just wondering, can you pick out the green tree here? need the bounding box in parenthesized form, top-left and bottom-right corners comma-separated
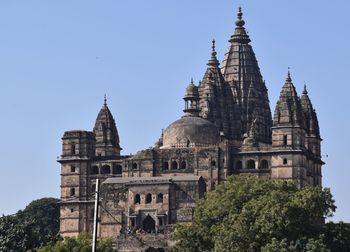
(37, 232, 113, 252)
(172, 175, 336, 252)
(323, 221, 350, 252)
(0, 197, 60, 251)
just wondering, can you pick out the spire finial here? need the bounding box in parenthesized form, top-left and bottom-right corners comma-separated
(303, 84, 308, 95)
(235, 6, 245, 27)
(286, 67, 292, 82)
(191, 77, 193, 84)
(104, 94, 107, 106)
(207, 39, 219, 67)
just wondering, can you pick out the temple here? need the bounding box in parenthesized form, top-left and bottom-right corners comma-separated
(58, 7, 323, 251)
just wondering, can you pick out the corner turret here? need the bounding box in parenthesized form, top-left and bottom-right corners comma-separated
(183, 79, 200, 117)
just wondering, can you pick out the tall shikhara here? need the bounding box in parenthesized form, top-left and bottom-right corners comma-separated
(200, 7, 272, 144)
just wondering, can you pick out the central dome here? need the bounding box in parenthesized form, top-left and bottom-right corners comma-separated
(162, 116, 220, 148)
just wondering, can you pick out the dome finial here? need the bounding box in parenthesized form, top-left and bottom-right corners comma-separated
(212, 39, 216, 52)
(104, 94, 107, 106)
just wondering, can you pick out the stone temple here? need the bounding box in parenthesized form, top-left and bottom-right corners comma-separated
(58, 7, 323, 251)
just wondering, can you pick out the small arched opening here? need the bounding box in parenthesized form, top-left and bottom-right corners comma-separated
(112, 165, 122, 174)
(180, 161, 186, 170)
(134, 194, 141, 204)
(101, 165, 111, 174)
(162, 162, 169, 170)
(70, 188, 75, 196)
(283, 158, 288, 165)
(90, 165, 99, 175)
(146, 193, 152, 204)
(247, 160, 256, 169)
(260, 159, 269, 169)
(157, 193, 164, 203)
(132, 163, 138, 169)
(142, 215, 155, 233)
(71, 143, 76, 155)
(171, 161, 178, 170)
(236, 160, 242, 170)
(211, 160, 216, 167)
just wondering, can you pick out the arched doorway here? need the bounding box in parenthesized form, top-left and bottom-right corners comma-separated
(142, 215, 155, 233)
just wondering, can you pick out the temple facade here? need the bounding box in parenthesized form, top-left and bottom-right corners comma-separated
(58, 7, 323, 251)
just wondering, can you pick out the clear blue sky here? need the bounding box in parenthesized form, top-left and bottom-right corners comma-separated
(0, 1, 349, 222)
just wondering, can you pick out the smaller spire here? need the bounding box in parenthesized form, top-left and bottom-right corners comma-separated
(191, 77, 194, 84)
(104, 94, 107, 106)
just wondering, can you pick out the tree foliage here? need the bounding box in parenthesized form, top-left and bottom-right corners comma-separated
(172, 175, 340, 252)
(37, 232, 113, 252)
(0, 197, 60, 251)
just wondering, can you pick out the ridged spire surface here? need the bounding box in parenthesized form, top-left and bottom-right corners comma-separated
(199, 41, 240, 138)
(273, 71, 304, 127)
(220, 7, 272, 143)
(300, 85, 320, 137)
(93, 97, 121, 156)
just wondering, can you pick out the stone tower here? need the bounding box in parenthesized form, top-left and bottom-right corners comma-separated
(58, 130, 95, 236)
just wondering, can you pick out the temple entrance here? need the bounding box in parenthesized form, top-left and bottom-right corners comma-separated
(142, 215, 155, 233)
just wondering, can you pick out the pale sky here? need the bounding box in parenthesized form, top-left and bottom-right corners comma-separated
(0, 1, 349, 222)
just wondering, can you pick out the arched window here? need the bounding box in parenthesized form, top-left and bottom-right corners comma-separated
(101, 165, 111, 174)
(260, 160, 269, 169)
(70, 166, 76, 173)
(247, 160, 256, 169)
(283, 158, 288, 165)
(90, 165, 99, 175)
(134, 194, 141, 204)
(283, 135, 288, 146)
(91, 184, 96, 193)
(171, 161, 178, 170)
(71, 143, 76, 155)
(157, 193, 163, 203)
(112, 165, 122, 174)
(180, 161, 186, 169)
(132, 163, 138, 169)
(70, 188, 75, 196)
(90, 209, 94, 218)
(211, 160, 216, 167)
(146, 193, 152, 204)
(162, 162, 169, 170)
(236, 160, 242, 170)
